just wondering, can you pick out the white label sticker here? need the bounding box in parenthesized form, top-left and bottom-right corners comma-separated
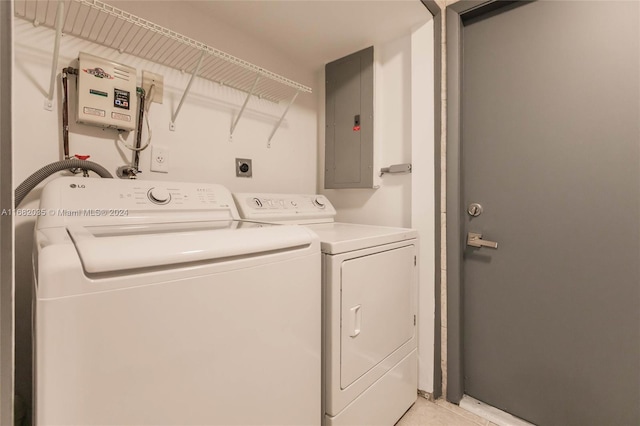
(111, 112, 131, 122)
(83, 107, 105, 117)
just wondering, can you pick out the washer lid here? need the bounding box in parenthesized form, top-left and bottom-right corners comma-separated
(305, 222, 417, 254)
(67, 220, 313, 273)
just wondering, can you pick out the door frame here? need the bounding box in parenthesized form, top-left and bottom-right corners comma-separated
(445, 0, 530, 403)
(420, 0, 443, 400)
(0, 0, 14, 423)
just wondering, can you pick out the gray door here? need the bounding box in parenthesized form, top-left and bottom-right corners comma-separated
(459, 2, 639, 425)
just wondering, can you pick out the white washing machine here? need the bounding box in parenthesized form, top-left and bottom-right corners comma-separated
(33, 178, 321, 426)
(233, 193, 418, 426)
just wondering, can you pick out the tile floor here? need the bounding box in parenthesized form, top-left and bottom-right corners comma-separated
(396, 397, 499, 426)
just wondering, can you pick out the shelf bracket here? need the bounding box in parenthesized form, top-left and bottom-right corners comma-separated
(229, 74, 260, 140)
(44, 0, 64, 111)
(170, 50, 205, 131)
(267, 91, 299, 148)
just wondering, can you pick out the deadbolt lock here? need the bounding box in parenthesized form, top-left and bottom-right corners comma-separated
(467, 203, 483, 217)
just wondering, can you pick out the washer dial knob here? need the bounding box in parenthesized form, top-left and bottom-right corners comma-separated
(313, 197, 326, 209)
(148, 188, 171, 204)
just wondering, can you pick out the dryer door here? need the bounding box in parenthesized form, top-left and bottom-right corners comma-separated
(340, 244, 415, 388)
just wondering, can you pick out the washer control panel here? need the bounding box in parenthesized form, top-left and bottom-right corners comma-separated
(234, 193, 337, 223)
(36, 177, 240, 228)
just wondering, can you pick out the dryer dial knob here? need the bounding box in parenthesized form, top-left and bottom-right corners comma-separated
(148, 188, 171, 204)
(313, 197, 326, 209)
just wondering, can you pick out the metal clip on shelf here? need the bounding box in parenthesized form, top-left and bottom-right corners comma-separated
(380, 163, 412, 176)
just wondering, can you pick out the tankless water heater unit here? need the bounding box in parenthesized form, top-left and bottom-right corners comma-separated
(76, 52, 138, 131)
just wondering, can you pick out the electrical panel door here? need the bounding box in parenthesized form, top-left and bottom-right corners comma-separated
(325, 47, 374, 189)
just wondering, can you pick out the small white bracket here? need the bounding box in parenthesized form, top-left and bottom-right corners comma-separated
(267, 91, 299, 148)
(44, 0, 64, 111)
(170, 50, 205, 131)
(230, 74, 260, 140)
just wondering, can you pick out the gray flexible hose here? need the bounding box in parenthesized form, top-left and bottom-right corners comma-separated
(15, 159, 113, 208)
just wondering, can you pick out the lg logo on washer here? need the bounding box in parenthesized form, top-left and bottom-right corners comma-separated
(69, 184, 86, 189)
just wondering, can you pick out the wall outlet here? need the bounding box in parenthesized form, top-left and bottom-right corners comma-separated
(142, 71, 164, 104)
(151, 145, 169, 173)
(236, 158, 252, 178)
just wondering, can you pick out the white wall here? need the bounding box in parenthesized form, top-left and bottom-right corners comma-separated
(12, 1, 317, 418)
(318, 21, 436, 393)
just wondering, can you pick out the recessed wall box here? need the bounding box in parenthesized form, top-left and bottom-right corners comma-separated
(76, 52, 138, 131)
(236, 158, 253, 178)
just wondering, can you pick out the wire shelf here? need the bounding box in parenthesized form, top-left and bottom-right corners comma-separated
(14, 0, 312, 104)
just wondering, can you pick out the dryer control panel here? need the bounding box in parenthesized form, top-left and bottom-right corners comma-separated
(233, 193, 337, 224)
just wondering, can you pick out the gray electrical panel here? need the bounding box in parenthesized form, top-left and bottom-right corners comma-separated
(324, 46, 374, 189)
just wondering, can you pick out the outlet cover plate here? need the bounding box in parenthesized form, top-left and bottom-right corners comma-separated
(151, 145, 169, 173)
(236, 158, 252, 178)
(142, 70, 164, 104)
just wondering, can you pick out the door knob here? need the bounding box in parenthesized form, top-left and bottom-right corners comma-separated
(467, 232, 498, 249)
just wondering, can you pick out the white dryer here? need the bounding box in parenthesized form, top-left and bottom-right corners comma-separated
(234, 193, 418, 426)
(33, 178, 321, 426)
